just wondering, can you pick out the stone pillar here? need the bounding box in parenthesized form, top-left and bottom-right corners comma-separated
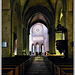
(55, 0, 61, 27)
(31, 44, 33, 54)
(25, 28, 29, 54)
(39, 44, 41, 55)
(44, 44, 45, 54)
(23, 27, 26, 54)
(17, 25, 23, 55)
(34, 44, 36, 55)
(9, 11, 12, 57)
(49, 27, 56, 54)
(39, 44, 41, 52)
(11, 32, 14, 56)
(11, 14, 15, 57)
(22, 28, 26, 55)
(65, 0, 73, 58)
(66, 12, 73, 58)
(12, 9, 19, 56)
(2, 0, 11, 57)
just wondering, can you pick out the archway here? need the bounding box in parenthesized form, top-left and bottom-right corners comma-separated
(23, 5, 55, 55)
(29, 22, 49, 55)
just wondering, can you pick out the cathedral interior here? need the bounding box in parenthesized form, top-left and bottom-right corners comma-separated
(2, 0, 74, 75)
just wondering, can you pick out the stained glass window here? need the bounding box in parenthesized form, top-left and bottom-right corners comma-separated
(33, 24, 43, 35)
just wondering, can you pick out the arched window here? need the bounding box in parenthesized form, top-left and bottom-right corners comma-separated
(41, 44, 44, 53)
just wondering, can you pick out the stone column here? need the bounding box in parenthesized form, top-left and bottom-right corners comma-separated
(34, 44, 36, 55)
(22, 28, 26, 55)
(17, 25, 23, 55)
(41, 44, 42, 53)
(66, 12, 73, 58)
(25, 28, 29, 54)
(44, 44, 45, 54)
(11, 32, 14, 56)
(65, 0, 73, 58)
(49, 27, 56, 54)
(2, 0, 11, 57)
(8, 10, 12, 57)
(11, 14, 15, 57)
(39, 44, 41, 52)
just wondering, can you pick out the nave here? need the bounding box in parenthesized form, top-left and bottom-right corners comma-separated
(2, 0, 73, 75)
(25, 56, 51, 75)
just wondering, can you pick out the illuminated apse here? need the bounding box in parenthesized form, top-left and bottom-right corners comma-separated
(29, 23, 49, 55)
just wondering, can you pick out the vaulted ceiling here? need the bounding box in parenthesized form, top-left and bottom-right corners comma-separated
(14, 0, 57, 26)
(20, 0, 57, 11)
(13, 0, 73, 28)
(15, 0, 58, 17)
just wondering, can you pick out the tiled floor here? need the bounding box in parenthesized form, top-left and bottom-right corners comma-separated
(25, 56, 51, 75)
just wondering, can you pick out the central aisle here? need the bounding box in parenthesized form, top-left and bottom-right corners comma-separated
(25, 56, 51, 75)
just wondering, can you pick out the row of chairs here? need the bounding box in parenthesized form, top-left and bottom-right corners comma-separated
(44, 56, 73, 75)
(2, 55, 35, 75)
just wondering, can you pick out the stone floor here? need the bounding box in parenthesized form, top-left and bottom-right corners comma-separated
(25, 56, 51, 75)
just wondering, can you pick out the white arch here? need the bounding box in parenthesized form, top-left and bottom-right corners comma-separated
(29, 22, 49, 55)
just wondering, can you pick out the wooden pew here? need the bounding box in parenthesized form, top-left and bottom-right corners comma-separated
(2, 55, 30, 65)
(2, 65, 19, 75)
(51, 58, 73, 75)
(61, 69, 73, 75)
(2, 56, 34, 75)
(2, 56, 30, 75)
(44, 56, 73, 75)
(56, 65, 73, 75)
(2, 60, 23, 75)
(2, 69, 13, 75)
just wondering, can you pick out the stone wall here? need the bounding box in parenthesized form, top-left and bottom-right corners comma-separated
(66, 0, 73, 58)
(2, 0, 73, 58)
(2, 0, 11, 57)
(66, 11, 73, 58)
